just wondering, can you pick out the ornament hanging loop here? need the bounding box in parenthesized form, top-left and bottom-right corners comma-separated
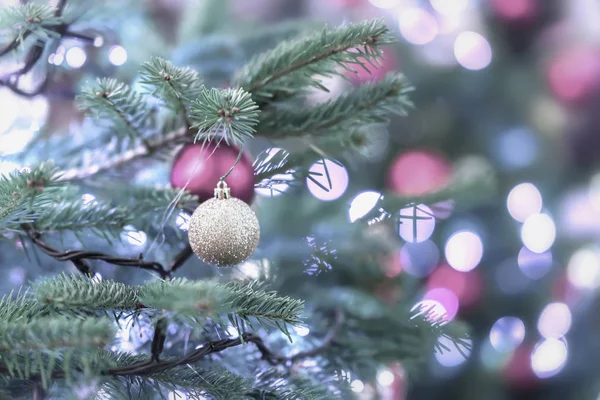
(214, 180, 231, 200)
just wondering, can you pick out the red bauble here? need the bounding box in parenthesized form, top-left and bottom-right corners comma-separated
(386, 150, 452, 196)
(547, 47, 600, 104)
(170, 142, 255, 204)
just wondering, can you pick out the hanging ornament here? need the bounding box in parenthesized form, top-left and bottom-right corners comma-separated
(386, 150, 452, 196)
(170, 142, 255, 204)
(188, 180, 260, 267)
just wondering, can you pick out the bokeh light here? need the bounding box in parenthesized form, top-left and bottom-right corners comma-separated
(351, 379, 364, 393)
(422, 287, 459, 321)
(175, 212, 190, 231)
(454, 31, 492, 70)
(65, 46, 87, 68)
(507, 183, 543, 222)
(531, 338, 568, 378)
(567, 247, 600, 289)
(445, 231, 484, 272)
(93, 36, 104, 47)
(0, 128, 35, 155)
(427, 264, 483, 308)
(537, 302, 572, 339)
(376, 369, 395, 386)
(255, 148, 293, 197)
(387, 150, 452, 196)
(306, 159, 349, 201)
(399, 204, 436, 243)
(490, 0, 537, 20)
(497, 128, 539, 170)
(294, 326, 310, 337)
(430, 0, 468, 16)
(518, 247, 552, 279)
(521, 213, 556, 253)
(121, 226, 147, 246)
(547, 47, 600, 103)
(109, 45, 128, 66)
(400, 240, 439, 277)
(398, 8, 439, 45)
(435, 336, 471, 367)
(490, 317, 526, 353)
(349, 191, 382, 222)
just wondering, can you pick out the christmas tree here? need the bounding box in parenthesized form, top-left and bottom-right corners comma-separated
(0, 1, 489, 399)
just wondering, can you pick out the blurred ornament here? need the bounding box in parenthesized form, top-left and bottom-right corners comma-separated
(188, 181, 260, 267)
(170, 142, 255, 204)
(546, 46, 600, 104)
(387, 150, 452, 196)
(489, 0, 538, 22)
(502, 343, 537, 388)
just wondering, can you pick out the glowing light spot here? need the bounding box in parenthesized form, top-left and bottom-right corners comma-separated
(48, 52, 64, 66)
(306, 159, 349, 201)
(351, 380, 364, 393)
(388, 150, 452, 196)
(377, 369, 395, 386)
(521, 214, 556, 253)
(445, 231, 483, 272)
(255, 148, 293, 197)
(531, 338, 568, 378)
(490, 0, 537, 20)
(538, 302, 571, 339)
(399, 204, 436, 243)
(498, 128, 539, 170)
(0, 89, 19, 133)
(168, 390, 189, 400)
(176, 212, 190, 231)
(93, 36, 104, 47)
(65, 47, 87, 68)
(398, 8, 439, 45)
(81, 193, 96, 205)
(294, 326, 310, 337)
(422, 287, 459, 321)
(568, 247, 600, 289)
(507, 183, 543, 222)
(412, 299, 447, 321)
(349, 191, 381, 222)
(435, 336, 471, 367)
(454, 31, 492, 70)
(518, 247, 552, 279)
(490, 317, 525, 353)
(0, 128, 35, 155)
(226, 326, 239, 337)
(430, 0, 469, 15)
(0, 161, 21, 176)
(8, 267, 25, 286)
(400, 240, 439, 277)
(109, 45, 128, 66)
(121, 226, 147, 246)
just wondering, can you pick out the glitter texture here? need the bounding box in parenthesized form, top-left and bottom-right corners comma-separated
(188, 196, 260, 267)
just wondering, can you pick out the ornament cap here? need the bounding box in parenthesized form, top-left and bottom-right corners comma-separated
(214, 180, 231, 199)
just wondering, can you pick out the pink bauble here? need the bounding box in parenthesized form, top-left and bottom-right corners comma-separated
(386, 150, 452, 196)
(547, 47, 600, 104)
(490, 0, 537, 21)
(170, 142, 255, 204)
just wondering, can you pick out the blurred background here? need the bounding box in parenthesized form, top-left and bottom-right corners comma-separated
(1, 0, 600, 399)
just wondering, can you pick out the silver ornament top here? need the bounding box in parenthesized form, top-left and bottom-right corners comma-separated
(188, 180, 260, 267)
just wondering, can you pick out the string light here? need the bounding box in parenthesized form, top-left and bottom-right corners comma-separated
(65, 47, 87, 68)
(454, 32, 492, 70)
(109, 45, 128, 66)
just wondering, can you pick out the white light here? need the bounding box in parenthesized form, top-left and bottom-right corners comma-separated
(49, 53, 64, 66)
(109, 45, 128, 66)
(121, 226, 147, 246)
(430, 0, 469, 15)
(349, 191, 381, 222)
(176, 212, 190, 231)
(507, 183, 543, 222)
(377, 369, 395, 387)
(537, 302, 572, 339)
(65, 47, 87, 68)
(81, 193, 96, 205)
(518, 247, 552, 280)
(294, 326, 310, 337)
(422, 287, 459, 321)
(369, 0, 400, 9)
(350, 380, 364, 393)
(168, 390, 188, 400)
(0, 161, 21, 176)
(226, 326, 239, 337)
(255, 148, 292, 197)
(444, 231, 484, 272)
(93, 36, 104, 47)
(435, 336, 471, 367)
(0, 128, 35, 155)
(568, 247, 600, 289)
(454, 31, 492, 70)
(490, 316, 525, 353)
(306, 159, 349, 202)
(521, 214, 556, 253)
(398, 8, 439, 45)
(531, 338, 568, 378)
(399, 204, 436, 243)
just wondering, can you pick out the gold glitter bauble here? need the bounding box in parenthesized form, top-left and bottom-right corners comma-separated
(188, 181, 260, 267)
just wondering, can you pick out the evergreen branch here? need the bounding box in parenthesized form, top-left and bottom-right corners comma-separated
(34, 273, 139, 310)
(259, 73, 413, 137)
(122, 186, 198, 217)
(139, 57, 203, 127)
(0, 289, 51, 322)
(251, 369, 341, 400)
(0, 3, 63, 45)
(234, 19, 395, 103)
(0, 316, 114, 352)
(189, 87, 260, 146)
(76, 78, 151, 143)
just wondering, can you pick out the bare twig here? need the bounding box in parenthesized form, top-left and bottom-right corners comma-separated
(167, 245, 193, 275)
(150, 318, 167, 362)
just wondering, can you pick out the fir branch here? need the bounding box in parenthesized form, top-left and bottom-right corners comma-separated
(259, 73, 413, 137)
(234, 19, 395, 103)
(251, 369, 341, 400)
(0, 316, 114, 352)
(34, 273, 139, 310)
(0, 3, 63, 45)
(139, 57, 202, 127)
(123, 186, 198, 216)
(0, 289, 51, 323)
(189, 87, 260, 146)
(76, 78, 151, 143)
